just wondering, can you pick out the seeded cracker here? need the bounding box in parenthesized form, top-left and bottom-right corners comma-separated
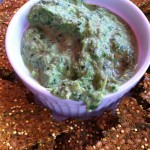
(54, 112, 116, 150)
(0, 79, 30, 114)
(86, 97, 150, 150)
(140, 73, 150, 104)
(132, 0, 150, 14)
(0, 0, 28, 74)
(0, 79, 70, 149)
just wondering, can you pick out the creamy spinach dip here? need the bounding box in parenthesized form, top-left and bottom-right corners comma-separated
(21, 0, 137, 110)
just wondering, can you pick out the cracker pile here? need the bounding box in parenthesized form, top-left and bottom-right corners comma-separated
(0, 0, 150, 149)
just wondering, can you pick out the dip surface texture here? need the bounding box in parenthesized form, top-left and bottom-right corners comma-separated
(21, 0, 137, 110)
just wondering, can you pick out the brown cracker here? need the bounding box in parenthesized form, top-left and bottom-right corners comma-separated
(86, 97, 150, 150)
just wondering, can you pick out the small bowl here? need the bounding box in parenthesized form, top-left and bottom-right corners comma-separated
(5, 0, 150, 120)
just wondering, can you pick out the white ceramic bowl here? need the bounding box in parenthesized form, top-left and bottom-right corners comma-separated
(6, 0, 150, 120)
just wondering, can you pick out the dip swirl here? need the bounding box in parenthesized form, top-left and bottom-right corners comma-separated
(21, 0, 137, 110)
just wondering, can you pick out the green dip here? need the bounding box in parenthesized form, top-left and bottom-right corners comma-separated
(21, 0, 137, 110)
